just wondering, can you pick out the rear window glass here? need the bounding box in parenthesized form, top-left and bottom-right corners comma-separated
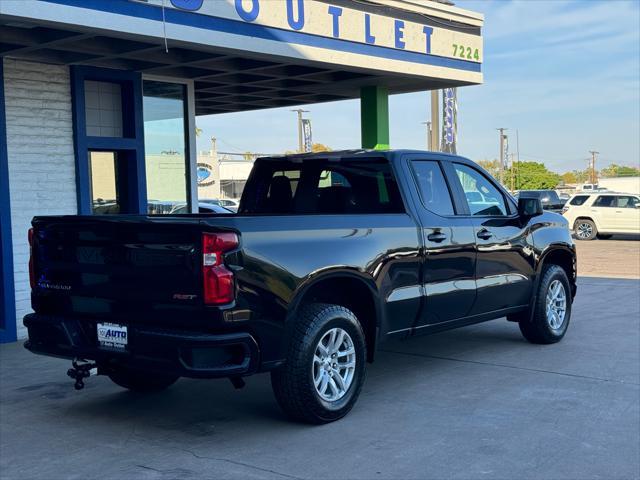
(519, 190, 560, 203)
(570, 195, 590, 206)
(240, 158, 405, 215)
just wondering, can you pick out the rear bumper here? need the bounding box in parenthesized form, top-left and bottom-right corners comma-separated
(23, 313, 260, 378)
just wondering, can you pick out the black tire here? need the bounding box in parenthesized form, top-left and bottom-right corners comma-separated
(108, 367, 179, 392)
(271, 303, 367, 424)
(574, 218, 597, 240)
(597, 234, 613, 240)
(519, 265, 572, 344)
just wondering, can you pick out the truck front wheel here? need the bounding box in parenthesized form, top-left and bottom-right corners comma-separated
(271, 303, 367, 424)
(519, 265, 572, 344)
(107, 367, 179, 392)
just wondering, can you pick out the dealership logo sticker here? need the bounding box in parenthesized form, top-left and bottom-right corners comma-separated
(197, 163, 215, 186)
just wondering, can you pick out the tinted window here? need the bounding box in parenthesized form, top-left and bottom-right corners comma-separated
(593, 195, 616, 207)
(541, 191, 560, 204)
(410, 161, 454, 216)
(452, 163, 508, 216)
(615, 196, 639, 208)
(519, 190, 560, 204)
(241, 158, 404, 215)
(518, 191, 541, 198)
(570, 195, 590, 206)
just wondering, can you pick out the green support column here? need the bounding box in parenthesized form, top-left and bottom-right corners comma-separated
(360, 86, 390, 150)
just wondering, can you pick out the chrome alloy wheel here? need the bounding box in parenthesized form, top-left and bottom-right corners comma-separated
(576, 222, 593, 239)
(546, 280, 567, 330)
(312, 328, 356, 402)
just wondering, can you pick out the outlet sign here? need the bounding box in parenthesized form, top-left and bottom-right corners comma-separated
(137, 0, 482, 64)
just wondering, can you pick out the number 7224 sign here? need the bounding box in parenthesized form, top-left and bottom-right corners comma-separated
(453, 44, 480, 61)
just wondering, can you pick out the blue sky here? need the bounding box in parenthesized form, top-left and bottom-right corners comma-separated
(195, 0, 640, 173)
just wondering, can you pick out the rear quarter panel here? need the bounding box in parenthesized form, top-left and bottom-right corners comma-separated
(223, 214, 422, 357)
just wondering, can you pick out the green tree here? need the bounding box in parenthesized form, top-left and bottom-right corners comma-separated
(476, 159, 501, 178)
(508, 161, 561, 190)
(599, 163, 640, 178)
(311, 143, 332, 152)
(561, 171, 577, 184)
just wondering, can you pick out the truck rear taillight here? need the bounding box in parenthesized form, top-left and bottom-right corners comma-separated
(28, 228, 35, 289)
(202, 232, 239, 305)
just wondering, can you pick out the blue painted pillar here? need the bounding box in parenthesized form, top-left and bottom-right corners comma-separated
(0, 58, 18, 343)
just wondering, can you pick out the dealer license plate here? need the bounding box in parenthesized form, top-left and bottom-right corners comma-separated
(97, 322, 128, 350)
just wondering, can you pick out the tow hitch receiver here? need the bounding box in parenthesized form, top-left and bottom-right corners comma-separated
(67, 359, 98, 390)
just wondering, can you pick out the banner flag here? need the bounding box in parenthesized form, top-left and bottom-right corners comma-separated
(441, 88, 457, 154)
(302, 119, 313, 153)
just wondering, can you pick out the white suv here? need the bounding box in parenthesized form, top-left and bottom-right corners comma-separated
(563, 193, 640, 240)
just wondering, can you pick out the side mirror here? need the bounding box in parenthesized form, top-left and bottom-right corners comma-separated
(518, 197, 543, 217)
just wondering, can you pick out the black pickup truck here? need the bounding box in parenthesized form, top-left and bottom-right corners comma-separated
(25, 150, 577, 423)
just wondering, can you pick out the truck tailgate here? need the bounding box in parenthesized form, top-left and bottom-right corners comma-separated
(31, 215, 235, 328)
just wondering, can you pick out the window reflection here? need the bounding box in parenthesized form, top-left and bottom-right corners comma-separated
(90, 151, 120, 214)
(143, 81, 189, 214)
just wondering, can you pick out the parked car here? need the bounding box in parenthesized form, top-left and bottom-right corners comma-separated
(563, 192, 640, 240)
(24, 151, 577, 423)
(514, 190, 565, 213)
(169, 202, 233, 215)
(201, 198, 239, 212)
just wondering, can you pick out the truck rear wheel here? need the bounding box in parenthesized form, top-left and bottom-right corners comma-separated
(107, 367, 179, 392)
(519, 265, 572, 344)
(271, 303, 366, 424)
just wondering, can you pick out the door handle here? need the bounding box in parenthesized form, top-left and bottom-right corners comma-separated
(427, 232, 447, 243)
(477, 229, 493, 240)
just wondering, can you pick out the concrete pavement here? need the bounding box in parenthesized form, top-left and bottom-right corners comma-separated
(575, 236, 640, 279)
(1, 277, 639, 480)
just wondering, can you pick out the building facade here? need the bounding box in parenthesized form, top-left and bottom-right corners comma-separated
(0, 0, 483, 341)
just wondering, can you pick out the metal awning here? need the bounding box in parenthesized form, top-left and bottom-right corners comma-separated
(1, 0, 483, 115)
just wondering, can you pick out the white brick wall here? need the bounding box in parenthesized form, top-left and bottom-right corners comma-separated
(4, 59, 77, 339)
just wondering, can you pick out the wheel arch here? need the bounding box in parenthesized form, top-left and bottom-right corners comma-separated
(287, 269, 382, 363)
(537, 245, 577, 299)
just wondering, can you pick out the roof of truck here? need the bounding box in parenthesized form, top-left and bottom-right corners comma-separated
(257, 149, 473, 163)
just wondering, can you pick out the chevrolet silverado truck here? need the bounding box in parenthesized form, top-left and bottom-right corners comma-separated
(24, 150, 577, 423)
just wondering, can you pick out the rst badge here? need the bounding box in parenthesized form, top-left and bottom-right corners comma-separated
(97, 323, 128, 350)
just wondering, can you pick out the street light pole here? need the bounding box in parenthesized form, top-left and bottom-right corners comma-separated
(430, 91, 439, 152)
(496, 127, 508, 185)
(422, 121, 432, 150)
(588, 150, 599, 185)
(291, 109, 309, 153)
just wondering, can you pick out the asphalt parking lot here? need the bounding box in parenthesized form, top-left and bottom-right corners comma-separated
(575, 235, 640, 279)
(1, 274, 638, 480)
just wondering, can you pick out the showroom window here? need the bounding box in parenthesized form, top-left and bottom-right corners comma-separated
(143, 80, 190, 214)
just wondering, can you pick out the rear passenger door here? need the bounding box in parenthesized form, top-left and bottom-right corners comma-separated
(405, 157, 477, 327)
(445, 162, 534, 315)
(611, 196, 640, 232)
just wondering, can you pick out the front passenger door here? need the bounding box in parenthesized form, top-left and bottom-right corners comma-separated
(446, 162, 535, 315)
